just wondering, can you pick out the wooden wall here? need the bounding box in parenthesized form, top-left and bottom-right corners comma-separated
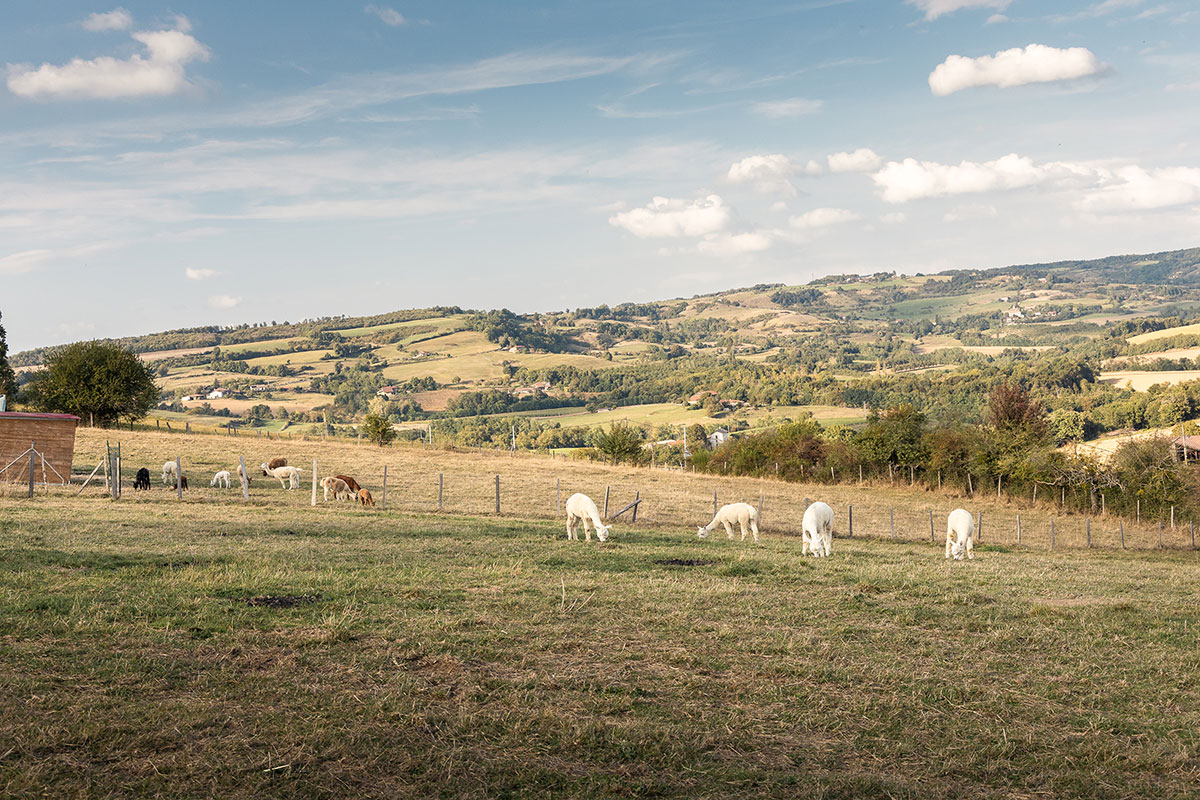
(0, 416, 77, 484)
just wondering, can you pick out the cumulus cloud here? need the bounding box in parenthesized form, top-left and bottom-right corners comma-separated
(696, 231, 774, 256)
(208, 294, 242, 309)
(872, 153, 1094, 203)
(752, 97, 823, 118)
(365, 5, 407, 26)
(6, 21, 210, 100)
(185, 267, 216, 280)
(609, 195, 730, 238)
(828, 148, 882, 173)
(82, 8, 133, 32)
(929, 44, 1105, 96)
(726, 154, 818, 195)
(907, 0, 1010, 20)
(1078, 166, 1200, 212)
(790, 208, 860, 229)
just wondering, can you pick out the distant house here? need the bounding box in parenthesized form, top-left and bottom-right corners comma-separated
(708, 428, 731, 448)
(1173, 435, 1200, 461)
(688, 390, 717, 405)
(377, 386, 399, 399)
(207, 389, 228, 400)
(250, 384, 271, 392)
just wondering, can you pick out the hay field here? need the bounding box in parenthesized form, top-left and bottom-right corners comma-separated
(1098, 370, 1200, 391)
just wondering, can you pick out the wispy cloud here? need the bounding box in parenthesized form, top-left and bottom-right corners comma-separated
(365, 5, 406, 26)
(752, 97, 823, 118)
(82, 8, 133, 32)
(907, 0, 1010, 21)
(208, 294, 242, 309)
(185, 267, 216, 280)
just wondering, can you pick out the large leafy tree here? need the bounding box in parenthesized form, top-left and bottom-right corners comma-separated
(361, 411, 397, 447)
(592, 422, 645, 465)
(0, 311, 16, 401)
(26, 341, 158, 427)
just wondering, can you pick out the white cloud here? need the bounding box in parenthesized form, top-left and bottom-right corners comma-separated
(185, 267, 216, 280)
(0, 248, 54, 276)
(726, 154, 807, 195)
(872, 153, 1093, 203)
(208, 294, 242, 309)
(986, 13, 1009, 23)
(790, 207, 860, 229)
(752, 97, 823, 118)
(1078, 166, 1200, 212)
(609, 195, 730, 238)
(880, 212, 907, 224)
(365, 5, 407, 26)
(696, 231, 774, 256)
(7, 22, 210, 100)
(907, 0, 1010, 21)
(943, 203, 998, 222)
(929, 44, 1105, 96)
(828, 148, 882, 173)
(82, 8, 133, 32)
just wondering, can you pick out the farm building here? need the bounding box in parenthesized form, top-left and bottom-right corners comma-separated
(1172, 435, 1200, 462)
(0, 411, 79, 484)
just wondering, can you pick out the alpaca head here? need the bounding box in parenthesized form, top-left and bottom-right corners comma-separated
(950, 540, 965, 560)
(697, 526, 708, 538)
(595, 524, 610, 542)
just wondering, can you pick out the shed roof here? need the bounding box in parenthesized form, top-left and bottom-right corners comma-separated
(0, 411, 80, 422)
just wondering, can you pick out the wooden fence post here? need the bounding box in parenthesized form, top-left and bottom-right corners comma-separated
(632, 491, 640, 523)
(382, 465, 388, 510)
(311, 459, 317, 506)
(604, 486, 610, 518)
(238, 455, 249, 501)
(859, 464, 863, 486)
(495, 475, 500, 515)
(938, 470, 942, 491)
(1017, 514, 1021, 546)
(848, 504, 853, 538)
(1171, 506, 1175, 529)
(27, 440, 35, 498)
(1086, 517, 1091, 548)
(910, 465, 915, 487)
(967, 473, 973, 496)
(176, 456, 182, 500)
(1136, 498, 1140, 524)
(1158, 521, 1163, 549)
(1120, 519, 1125, 549)
(929, 509, 934, 542)
(438, 474, 444, 511)
(977, 511, 982, 543)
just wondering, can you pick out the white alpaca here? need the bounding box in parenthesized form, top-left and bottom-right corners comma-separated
(946, 508, 975, 560)
(320, 476, 354, 502)
(261, 463, 304, 489)
(565, 493, 610, 542)
(698, 502, 760, 543)
(210, 470, 231, 489)
(161, 460, 178, 486)
(801, 501, 834, 557)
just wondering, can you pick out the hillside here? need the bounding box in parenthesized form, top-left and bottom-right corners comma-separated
(11, 246, 1200, 455)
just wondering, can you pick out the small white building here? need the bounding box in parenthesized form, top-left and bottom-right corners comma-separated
(707, 428, 731, 448)
(207, 389, 228, 400)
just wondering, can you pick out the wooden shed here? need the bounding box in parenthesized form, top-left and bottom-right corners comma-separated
(0, 411, 79, 484)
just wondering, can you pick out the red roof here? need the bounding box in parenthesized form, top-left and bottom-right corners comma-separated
(0, 411, 81, 422)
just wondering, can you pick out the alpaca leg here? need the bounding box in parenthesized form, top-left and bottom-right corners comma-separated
(945, 532, 953, 559)
(967, 533, 974, 560)
(802, 532, 810, 556)
(751, 520, 760, 543)
(723, 521, 734, 540)
(583, 519, 592, 541)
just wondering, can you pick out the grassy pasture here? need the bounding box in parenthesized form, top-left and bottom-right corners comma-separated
(2, 439, 1199, 797)
(1128, 322, 1200, 345)
(1098, 370, 1200, 391)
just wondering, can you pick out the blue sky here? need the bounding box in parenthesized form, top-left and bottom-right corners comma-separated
(2, 0, 1198, 351)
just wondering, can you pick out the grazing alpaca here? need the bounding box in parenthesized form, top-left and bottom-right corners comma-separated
(161, 460, 178, 486)
(697, 502, 760, 543)
(261, 464, 303, 489)
(946, 508, 975, 560)
(357, 488, 376, 507)
(261, 457, 287, 477)
(179, 475, 188, 491)
(564, 493, 610, 542)
(801, 501, 834, 557)
(134, 468, 151, 491)
(320, 476, 354, 501)
(238, 463, 251, 486)
(335, 474, 362, 494)
(210, 470, 231, 489)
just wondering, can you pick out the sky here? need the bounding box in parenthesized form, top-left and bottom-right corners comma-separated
(1, 0, 1198, 352)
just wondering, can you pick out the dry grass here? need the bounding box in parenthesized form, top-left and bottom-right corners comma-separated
(1099, 370, 1200, 391)
(2, 437, 1199, 797)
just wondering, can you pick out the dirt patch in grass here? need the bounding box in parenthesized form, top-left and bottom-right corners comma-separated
(240, 594, 321, 608)
(654, 558, 714, 567)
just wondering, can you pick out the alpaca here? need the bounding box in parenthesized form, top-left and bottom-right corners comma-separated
(260, 457, 287, 477)
(357, 488, 376, 507)
(697, 502, 760, 543)
(335, 474, 362, 494)
(261, 464, 303, 489)
(801, 501, 834, 557)
(946, 509, 975, 560)
(320, 476, 354, 501)
(565, 493, 610, 542)
(238, 463, 251, 486)
(161, 460, 178, 486)
(210, 470, 231, 489)
(134, 468, 151, 491)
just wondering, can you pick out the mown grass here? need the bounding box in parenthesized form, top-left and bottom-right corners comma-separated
(1, 485, 1199, 798)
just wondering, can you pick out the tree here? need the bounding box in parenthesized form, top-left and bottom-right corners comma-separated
(361, 411, 397, 446)
(0, 311, 15, 401)
(25, 340, 158, 426)
(591, 422, 644, 465)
